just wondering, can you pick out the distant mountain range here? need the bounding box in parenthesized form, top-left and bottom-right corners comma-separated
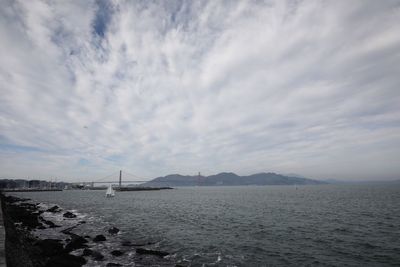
(142, 172, 326, 187)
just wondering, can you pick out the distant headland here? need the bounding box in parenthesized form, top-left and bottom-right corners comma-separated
(142, 172, 325, 187)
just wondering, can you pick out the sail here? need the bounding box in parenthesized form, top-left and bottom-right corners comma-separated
(106, 185, 115, 197)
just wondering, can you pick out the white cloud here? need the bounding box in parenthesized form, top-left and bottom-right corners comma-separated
(0, 0, 399, 181)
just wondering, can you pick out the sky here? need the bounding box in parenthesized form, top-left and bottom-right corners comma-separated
(0, 0, 400, 182)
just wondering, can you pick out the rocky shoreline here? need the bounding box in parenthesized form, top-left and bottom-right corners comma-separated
(0, 193, 175, 267)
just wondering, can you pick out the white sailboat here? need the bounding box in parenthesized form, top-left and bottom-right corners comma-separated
(106, 184, 115, 198)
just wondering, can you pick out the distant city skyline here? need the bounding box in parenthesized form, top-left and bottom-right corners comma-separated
(1, 1, 399, 181)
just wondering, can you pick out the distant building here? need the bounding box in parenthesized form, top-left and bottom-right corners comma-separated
(0, 178, 70, 190)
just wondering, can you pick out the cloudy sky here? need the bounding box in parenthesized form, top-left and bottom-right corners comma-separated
(1, 0, 399, 181)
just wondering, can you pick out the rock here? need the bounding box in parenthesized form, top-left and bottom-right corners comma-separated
(93, 234, 106, 242)
(111, 250, 124, 256)
(106, 263, 122, 267)
(78, 220, 86, 224)
(63, 211, 77, 218)
(61, 225, 77, 235)
(108, 227, 120, 234)
(35, 239, 64, 256)
(92, 251, 104, 261)
(121, 240, 133, 246)
(42, 219, 60, 228)
(64, 235, 88, 252)
(46, 205, 61, 213)
(7, 202, 43, 229)
(121, 240, 155, 247)
(4, 196, 30, 203)
(84, 235, 91, 239)
(46, 254, 86, 267)
(82, 248, 93, 256)
(136, 248, 169, 257)
(32, 210, 44, 215)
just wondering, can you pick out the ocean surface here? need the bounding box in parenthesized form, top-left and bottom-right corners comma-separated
(12, 184, 400, 266)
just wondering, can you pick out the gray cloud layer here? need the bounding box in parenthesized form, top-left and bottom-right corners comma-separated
(1, 0, 399, 181)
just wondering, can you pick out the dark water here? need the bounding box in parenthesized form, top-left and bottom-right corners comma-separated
(13, 184, 400, 266)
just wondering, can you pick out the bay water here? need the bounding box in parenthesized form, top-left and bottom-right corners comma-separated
(13, 184, 400, 266)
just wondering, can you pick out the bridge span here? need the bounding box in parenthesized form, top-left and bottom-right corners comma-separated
(71, 170, 151, 187)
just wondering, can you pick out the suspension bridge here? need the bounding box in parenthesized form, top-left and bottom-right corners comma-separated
(72, 170, 151, 188)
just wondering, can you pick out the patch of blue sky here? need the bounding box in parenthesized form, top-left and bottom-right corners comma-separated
(93, 0, 113, 38)
(78, 158, 91, 166)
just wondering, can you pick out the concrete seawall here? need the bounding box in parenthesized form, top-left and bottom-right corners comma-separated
(0, 200, 6, 266)
(0, 194, 38, 267)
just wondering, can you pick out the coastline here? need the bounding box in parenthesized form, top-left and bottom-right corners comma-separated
(0, 199, 6, 267)
(0, 192, 175, 267)
(1, 193, 48, 267)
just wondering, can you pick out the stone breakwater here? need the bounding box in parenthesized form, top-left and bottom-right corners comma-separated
(0, 194, 176, 267)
